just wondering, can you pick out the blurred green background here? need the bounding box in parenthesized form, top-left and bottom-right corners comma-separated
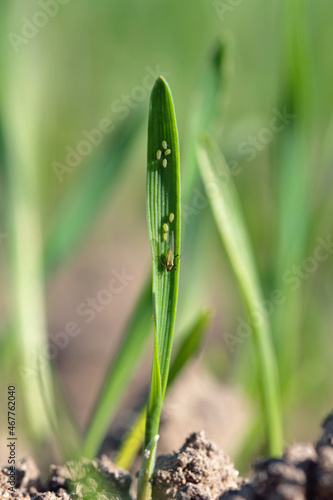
(0, 0, 332, 471)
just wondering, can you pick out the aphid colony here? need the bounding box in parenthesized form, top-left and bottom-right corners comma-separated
(156, 140, 177, 270)
(156, 139, 171, 168)
(162, 213, 174, 242)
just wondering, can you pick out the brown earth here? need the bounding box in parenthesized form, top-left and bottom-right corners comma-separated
(1, 412, 333, 499)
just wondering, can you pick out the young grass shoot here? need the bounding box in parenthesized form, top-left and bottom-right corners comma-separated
(137, 76, 181, 500)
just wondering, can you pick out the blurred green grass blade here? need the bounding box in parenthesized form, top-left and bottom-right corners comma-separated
(138, 76, 180, 500)
(0, 47, 57, 443)
(197, 133, 282, 456)
(116, 307, 211, 469)
(275, 0, 313, 278)
(181, 40, 230, 323)
(44, 112, 142, 273)
(81, 278, 153, 459)
(183, 39, 227, 203)
(273, 0, 314, 392)
(168, 307, 211, 385)
(116, 406, 146, 470)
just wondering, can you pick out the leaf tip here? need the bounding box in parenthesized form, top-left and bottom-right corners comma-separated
(151, 75, 172, 97)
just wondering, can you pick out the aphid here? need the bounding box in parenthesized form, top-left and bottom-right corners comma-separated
(156, 149, 162, 160)
(169, 212, 175, 223)
(162, 232, 177, 272)
(164, 149, 171, 156)
(164, 250, 174, 271)
(162, 140, 168, 150)
(162, 159, 167, 168)
(163, 232, 168, 242)
(163, 223, 169, 232)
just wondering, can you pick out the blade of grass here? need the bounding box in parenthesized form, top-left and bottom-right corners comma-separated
(272, 0, 314, 396)
(197, 133, 282, 456)
(44, 112, 142, 273)
(137, 76, 181, 500)
(0, 55, 56, 442)
(182, 39, 228, 203)
(115, 307, 211, 469)
(181, 40, 229, 318)
(167, 307, 211, 385)
(81, 278, 153, 459)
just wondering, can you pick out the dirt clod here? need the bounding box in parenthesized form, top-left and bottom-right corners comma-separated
(152, 431, 241, 500)
(176, 483, 211, 499)
(252, 457, 307, 499)
(219, 483, 254, 499)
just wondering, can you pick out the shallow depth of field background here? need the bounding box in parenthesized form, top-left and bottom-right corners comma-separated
(0, 0, 333, 470)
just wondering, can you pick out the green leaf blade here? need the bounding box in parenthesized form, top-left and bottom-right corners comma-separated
(183, 39, 228, 202)
(138, 76, 181, 500)
(197, 133, 283, 457)
(146, 76, 181, 396)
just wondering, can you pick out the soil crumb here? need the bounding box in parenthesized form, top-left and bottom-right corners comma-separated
(152, 431, 241, 499)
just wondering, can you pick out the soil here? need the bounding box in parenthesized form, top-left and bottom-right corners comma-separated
(152, 431, 241, 499)
(1, 412, 333, 500)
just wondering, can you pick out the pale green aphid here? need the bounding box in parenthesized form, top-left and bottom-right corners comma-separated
(162, 140, 168, 150)
(169, 213, 174, 223)
(163, 223, 169, 232)
(163, 232, 168, 242)
(164, 149, 171, 156)
(163, 232, 176, 272)
(156, 149, 162, 160)
(162, 159, 167, 168)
